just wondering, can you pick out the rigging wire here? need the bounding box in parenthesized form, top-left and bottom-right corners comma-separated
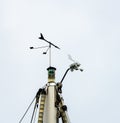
(33, 105, 38, 123)
(19, 96, 36, 123)
(30, 101, 38, 123)
(19, 88, 42, 123)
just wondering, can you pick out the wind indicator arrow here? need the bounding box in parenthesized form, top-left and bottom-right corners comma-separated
(39, 33, 60, 50)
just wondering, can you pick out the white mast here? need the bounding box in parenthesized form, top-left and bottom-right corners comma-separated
(42, 67, 57, 123)
(19, 33, 83, 123)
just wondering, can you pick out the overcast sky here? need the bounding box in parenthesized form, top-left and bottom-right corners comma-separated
(0, 0, 120, 123)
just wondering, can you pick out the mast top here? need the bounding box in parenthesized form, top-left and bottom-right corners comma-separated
(47, 66, 56, 83)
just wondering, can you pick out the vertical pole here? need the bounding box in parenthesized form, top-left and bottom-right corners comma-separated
(43, 67, 58, 123)
(49, 44, 51, 67)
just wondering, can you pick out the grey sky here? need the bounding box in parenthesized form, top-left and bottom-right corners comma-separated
(0, 0, 120, 123)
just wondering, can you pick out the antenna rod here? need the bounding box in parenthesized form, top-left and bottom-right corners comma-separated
(30, 46, 48, 49)
(49, 44, 51, 66)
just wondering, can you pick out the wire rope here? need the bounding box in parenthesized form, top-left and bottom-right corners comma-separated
(30, 101, 37, 123)
(19, 96, 36, 123)
(33, 105, 38, 123)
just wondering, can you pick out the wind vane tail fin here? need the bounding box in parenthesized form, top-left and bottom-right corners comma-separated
(39, 33, 45, 40)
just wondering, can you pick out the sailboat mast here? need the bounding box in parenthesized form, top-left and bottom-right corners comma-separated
(45, 67, 57, 123)
(38, 67, 58, 123)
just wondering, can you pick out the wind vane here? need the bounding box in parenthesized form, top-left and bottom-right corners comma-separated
(30, 33, 60, 66)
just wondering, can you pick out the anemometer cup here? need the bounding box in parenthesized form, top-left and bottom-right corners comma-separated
(43, 52, 47, 54)
(30, 47, 34, 49)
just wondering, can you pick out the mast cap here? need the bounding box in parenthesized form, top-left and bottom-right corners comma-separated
(47, 67, 56, 71)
